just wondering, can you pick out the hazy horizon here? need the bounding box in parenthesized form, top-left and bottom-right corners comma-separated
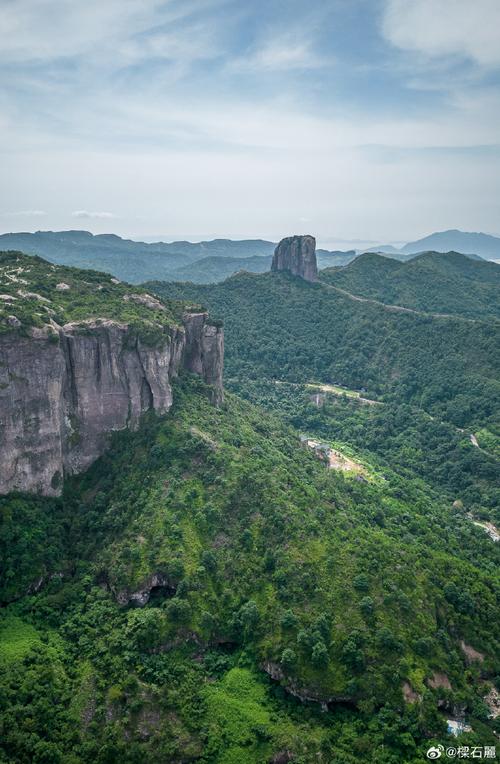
(3, 227, 500, 254)
(0, 226, 406, 250)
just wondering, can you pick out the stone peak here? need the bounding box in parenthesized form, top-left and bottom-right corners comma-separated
(271, 234, 317, 282)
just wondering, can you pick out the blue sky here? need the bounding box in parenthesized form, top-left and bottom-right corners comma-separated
(1, 0, 500, 246)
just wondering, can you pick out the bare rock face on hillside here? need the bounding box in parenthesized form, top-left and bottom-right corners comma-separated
(271, 235, 318, 282)
(0, 313, 223, 496)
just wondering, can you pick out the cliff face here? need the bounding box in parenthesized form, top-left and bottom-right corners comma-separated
(271, 235, 318, 282)
(182, 312, 224, 406)
(0, 313, 223, 496)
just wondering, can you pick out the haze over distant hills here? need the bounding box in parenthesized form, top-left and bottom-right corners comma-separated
(376, 229, 500, 260)
(0, 228, 499, 285)
(0, 230, 356, 284)
(0, 230, 276, 283)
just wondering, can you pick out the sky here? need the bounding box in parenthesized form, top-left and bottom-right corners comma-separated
(1, 0, 500, 247)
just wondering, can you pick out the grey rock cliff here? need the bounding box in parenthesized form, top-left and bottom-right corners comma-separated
(182, 312, 224, 406)
(0, 312, 223, 496)
(271, 235, 318, 282)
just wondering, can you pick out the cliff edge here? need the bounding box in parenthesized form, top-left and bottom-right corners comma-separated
(0, 252, 223, 495)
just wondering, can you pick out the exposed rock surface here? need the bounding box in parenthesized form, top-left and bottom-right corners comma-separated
(460, 640, 485, 663)
(262, 661, 351, 709)
(427, 672, 452, 690)
(114, 573, 175, 607)
(271, 234, 318, 282)
(183, 312, 224, 406)
(0, 312, 223, 496)
(123, 292, 166, 311)
(402, 681, 422, 704)
(484, 685, 500, 718)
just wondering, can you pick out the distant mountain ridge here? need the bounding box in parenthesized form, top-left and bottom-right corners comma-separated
(0, 230, 357, 284)
(1, 228, 498, 286)
(0, 230, 279, 283)
(376, 229, 500, 260)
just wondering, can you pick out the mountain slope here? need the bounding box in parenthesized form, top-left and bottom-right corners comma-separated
(0, 230, 364, 285)
(149, 271, 500, 432)
(172, 254, 273, 283)
(0, 231, 276, 284)
(320, 251, 500, 319)
(1, 377, 499, 763)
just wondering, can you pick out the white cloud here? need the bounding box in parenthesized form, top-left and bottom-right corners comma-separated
(72, 210, 117, 219)
(383, 0, 500, 68)
(0, 0, 149, 62)
(234, 38, 325, 72)
(0, 0, 224, 66)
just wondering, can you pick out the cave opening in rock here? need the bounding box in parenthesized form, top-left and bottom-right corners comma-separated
(146, 584, 176, 606)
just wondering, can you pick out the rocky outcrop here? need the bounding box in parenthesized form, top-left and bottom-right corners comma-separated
(271, 235, 317, 282)
(262, 661, 352, 710)
(460, 640, 485, 664)
(183, 312, 224, 406)
(0, 312, 223, 496)
(114, 573, 175, 607)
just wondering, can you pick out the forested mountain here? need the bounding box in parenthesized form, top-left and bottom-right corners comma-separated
(0, 231, 361, 285)
(173, 254, 273, 283)
(150, 270, 500, 432)
(4, 0, 500, 757)
(0, 231, 276, 284)
(151, 256, 500, 527)
(1, 248, 499, 763)
(320, 251, 500, 319)
(166, 250, 357, 284)
(1, 377, 499, 763)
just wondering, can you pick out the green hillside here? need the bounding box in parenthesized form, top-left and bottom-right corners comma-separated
(173, 254, 272, 283)
(1, 377, 499, 763)
(1, 254, 499, 763)
(0, 231, 277, 284)
(149, 271, 500, 432)
(232, 379, 500, 524)
(320, 251, 500, 319)
(0, 250, 197, 342)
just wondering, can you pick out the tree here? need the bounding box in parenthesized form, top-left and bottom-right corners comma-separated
(165, 598, 191, 624)
(281, 648, 297, 670)
(280, 610, 298, 630)
(311, 641, 329, 668)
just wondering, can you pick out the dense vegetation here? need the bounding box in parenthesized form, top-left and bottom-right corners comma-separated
(1, 251, 499, 762)
(150, 270, 500, 433)
(151, 250, 357, 285)
(0, 231, 360, 285)
(230, 379, 500, 525)
(174, 255, 273, 283)
(0, 251, 200, 343)
(1, 377, 499, 763)
(321, 251, 500, 319)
